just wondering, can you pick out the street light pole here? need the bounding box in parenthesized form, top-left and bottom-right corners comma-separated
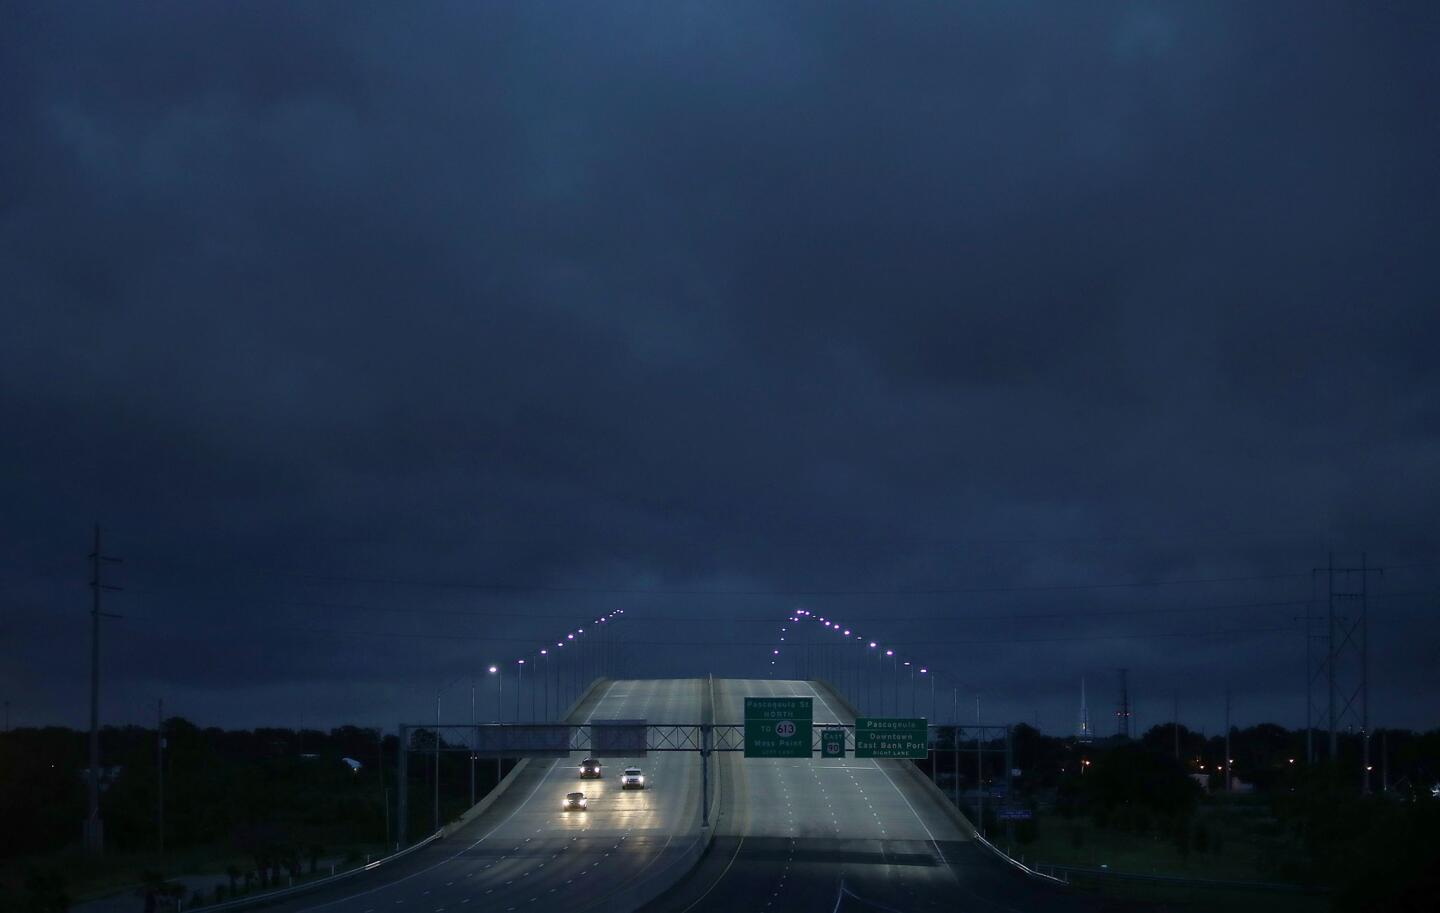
(433, 690, 441, 833)
(885, 651, 895, 715)
(516, 660, 526, 721)
(907, 663, 915, 716)
(489, 666, 501, 790)
(869, 644, 879, 714)
(469, 681, 476, 807)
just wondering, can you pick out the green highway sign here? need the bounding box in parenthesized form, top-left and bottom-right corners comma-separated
(855, 717, 929, 759)
(820, 728, 846, 758)
(744, 697, 813, 758)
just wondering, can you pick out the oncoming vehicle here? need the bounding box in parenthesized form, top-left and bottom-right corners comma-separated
(579, 758, 602, 779)
(564, 791, 587, 811)
(621, 767, 645, 789)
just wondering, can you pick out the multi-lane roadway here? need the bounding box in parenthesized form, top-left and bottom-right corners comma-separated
(644, 679, 1110, 913)
(254, 677, 1108, 913)
(263, 678, 706, 913)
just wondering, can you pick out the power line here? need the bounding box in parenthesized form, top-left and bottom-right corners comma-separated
(90, 588, 1339, 621)
(110, 614, 1304, 646)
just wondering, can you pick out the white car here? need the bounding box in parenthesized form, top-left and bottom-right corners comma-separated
(564, 791, 587, 811)
(621, 767, 645, 790)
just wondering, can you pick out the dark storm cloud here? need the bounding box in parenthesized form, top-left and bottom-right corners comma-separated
(2, 2, 1438, 732)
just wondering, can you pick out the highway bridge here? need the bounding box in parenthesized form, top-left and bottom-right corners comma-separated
(250, 678, 1108, 913)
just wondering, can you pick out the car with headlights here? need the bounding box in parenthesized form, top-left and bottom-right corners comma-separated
(621, 767, 645, 789)
(563, 791, 587, 811)
(579, 758, 602, 779)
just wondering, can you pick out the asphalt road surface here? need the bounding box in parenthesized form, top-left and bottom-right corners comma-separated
(643, 679, 1117, 913)
(262, 678, 706, 913)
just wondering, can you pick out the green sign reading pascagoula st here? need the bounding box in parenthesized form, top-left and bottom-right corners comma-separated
(854, 717, 928, 759)
(744, 697, 813, 758)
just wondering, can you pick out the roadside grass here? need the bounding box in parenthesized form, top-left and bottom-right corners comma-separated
(0, 841, 387, 906)
(1062, 875, 1330, 913)
(1013, 798, 1310, 883)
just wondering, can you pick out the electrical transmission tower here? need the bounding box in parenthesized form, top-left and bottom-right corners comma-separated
(86, 525, 123, 853)
(1306, 553, 1376, 791)
(1078, 677, 1093, 743)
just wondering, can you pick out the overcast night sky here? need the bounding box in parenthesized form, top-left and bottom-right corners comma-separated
(2, 2, 1438, 737)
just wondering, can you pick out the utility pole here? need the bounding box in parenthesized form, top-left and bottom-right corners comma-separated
(1381, 730, 1388, 793)
(1173, 692, 1180, 760)
(86, 525, 122, 854)
(156, 698, 164, 855)
(1116, 669, 1130, 739)
(1224, 687, 1232, 792)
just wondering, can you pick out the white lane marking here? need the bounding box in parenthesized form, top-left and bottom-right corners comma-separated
(292, 681, 619, 912)
(805, 681, 955, 871)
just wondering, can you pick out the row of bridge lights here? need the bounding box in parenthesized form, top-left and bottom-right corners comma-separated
(771, 608, 930, 698)
(486, 608, 625, 677)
